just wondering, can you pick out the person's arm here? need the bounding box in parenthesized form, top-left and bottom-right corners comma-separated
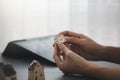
(101, 46, 120, 64)
(59, 31, 120, 64)
(83, 62, 120, 80)
(53, 43, 120, 80)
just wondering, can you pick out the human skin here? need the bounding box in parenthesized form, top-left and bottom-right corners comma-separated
(53, 31, 120, 80)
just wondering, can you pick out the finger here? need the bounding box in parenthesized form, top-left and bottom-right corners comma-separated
(64, 43, 71, 49)
(70, 44, 80, 54)
(58, 43, 72, 55)
(65, 37, 85, 47)
(53, 42, 56, 47)
(53, 44, 63, 66)
(59, 31, 85, 38)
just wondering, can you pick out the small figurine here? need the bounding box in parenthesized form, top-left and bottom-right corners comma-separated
(0, 62, 17, 80)
(28, 60, 45, 80)
(54, 34, 67, 43)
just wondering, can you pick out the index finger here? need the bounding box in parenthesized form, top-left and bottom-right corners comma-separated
(53, 44, 63, 66)
(59, 31, 85, 38)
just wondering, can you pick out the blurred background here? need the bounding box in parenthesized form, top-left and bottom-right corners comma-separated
(0, 0, 120, 53)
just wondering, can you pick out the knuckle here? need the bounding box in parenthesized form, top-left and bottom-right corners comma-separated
(63, 30, 70, 35)
(64, 30, 69, 33)
(59, 64, 64, 71)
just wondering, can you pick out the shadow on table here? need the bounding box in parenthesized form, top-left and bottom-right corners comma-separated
(56, 74, 95, 80)
(2, 53, 56, 67)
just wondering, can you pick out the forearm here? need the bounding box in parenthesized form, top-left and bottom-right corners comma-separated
(83, 63, 120, 80)
(99, 46, 120, 64)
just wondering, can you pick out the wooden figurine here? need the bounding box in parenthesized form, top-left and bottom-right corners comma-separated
(0, 62, 17, 80)
(28, 60, 45, 80)
(54, 34, 67, 43)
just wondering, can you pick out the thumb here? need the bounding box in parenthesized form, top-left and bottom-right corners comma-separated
(57, 43, 72, 55)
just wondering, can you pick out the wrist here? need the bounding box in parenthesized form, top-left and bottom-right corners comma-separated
(100, 46, 120, 63)
(94, 45, 107, 61)
(78, 61, 97, 74)
(81, 62, 101, 76)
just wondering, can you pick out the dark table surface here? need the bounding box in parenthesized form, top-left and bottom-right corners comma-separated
(0, 54, 119, 80)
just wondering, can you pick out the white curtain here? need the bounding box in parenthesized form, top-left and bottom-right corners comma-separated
(0, 0, 120, 52)
(88, 0, 120, 46)
(0, 0, 70, 52)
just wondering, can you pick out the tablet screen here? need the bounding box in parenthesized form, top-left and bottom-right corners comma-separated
(15, 35, 55, 63)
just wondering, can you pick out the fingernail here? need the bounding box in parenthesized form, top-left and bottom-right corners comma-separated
(53, 43, 57, 47)
(53, 43, 55, 47)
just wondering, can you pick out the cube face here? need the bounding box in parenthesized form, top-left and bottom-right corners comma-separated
(54, 34, 66, 43)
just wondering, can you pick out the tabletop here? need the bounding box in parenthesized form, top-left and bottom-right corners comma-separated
(0, 54, 120, 80)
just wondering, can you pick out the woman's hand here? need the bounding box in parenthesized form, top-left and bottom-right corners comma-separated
(53, 31, 120, 80)
(58, 31, 106, 61)
(53, 43, 91, 74)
